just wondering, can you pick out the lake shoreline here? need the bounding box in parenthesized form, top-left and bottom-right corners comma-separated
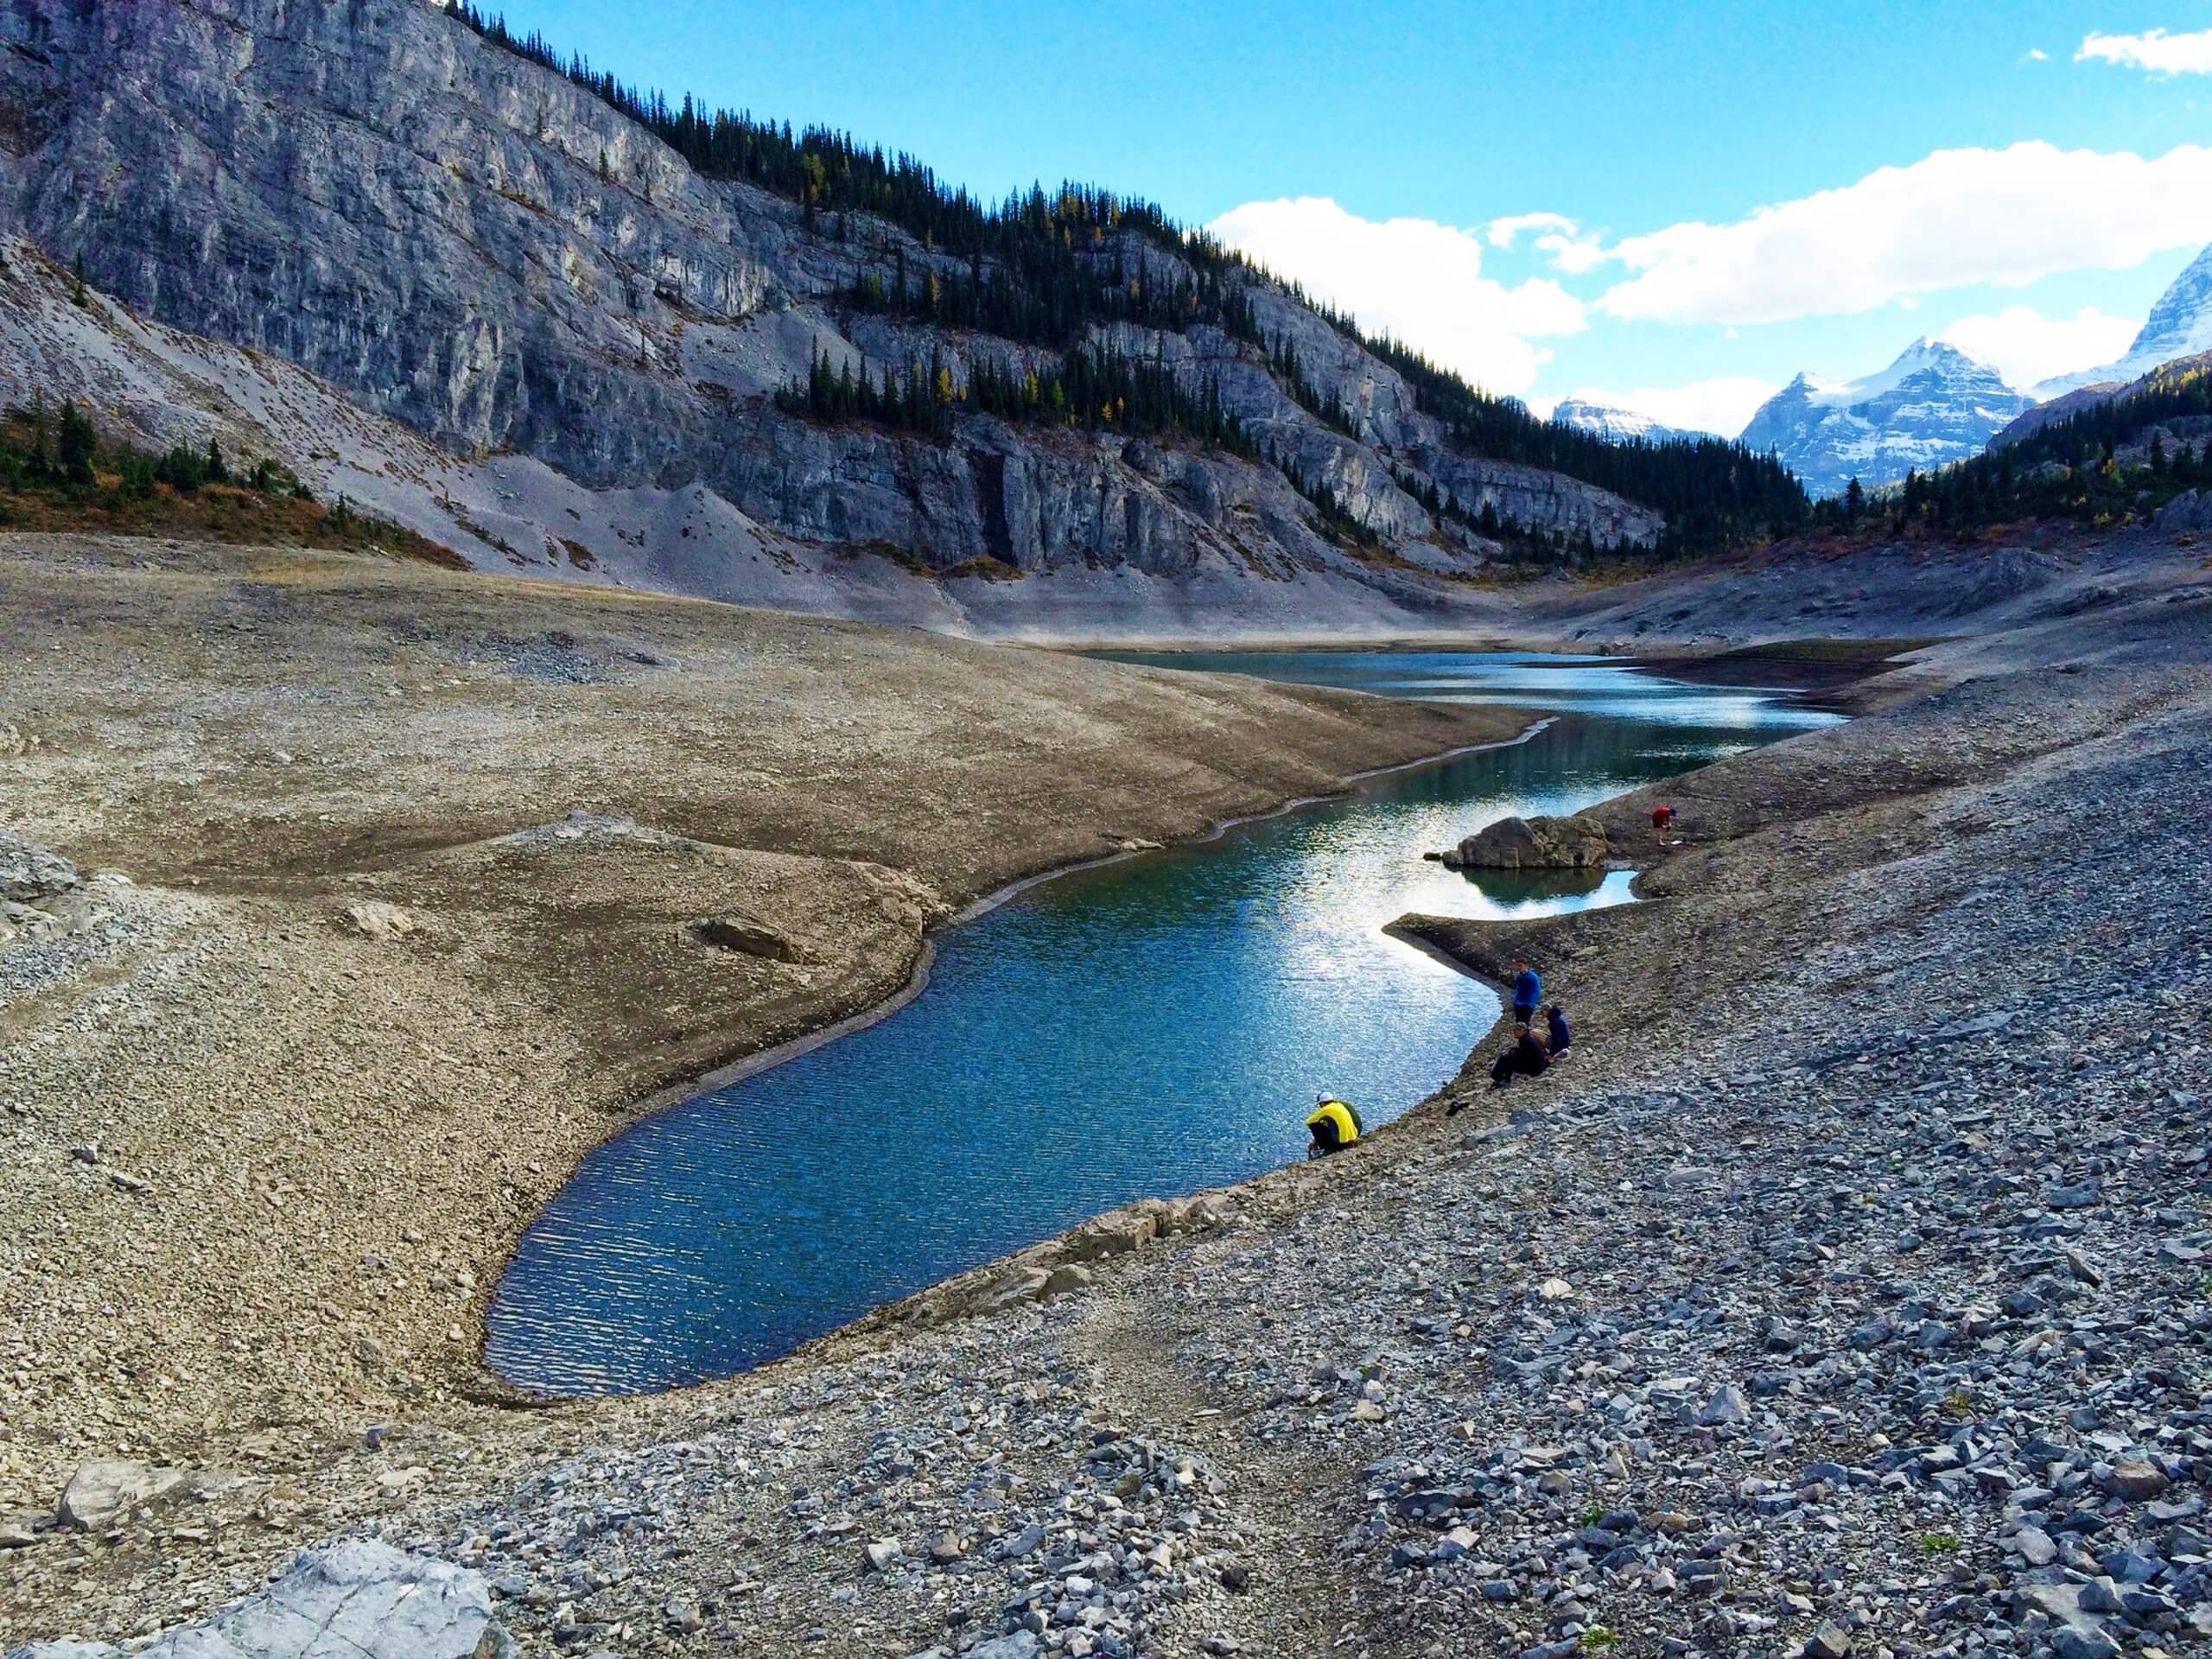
(485, 713, 1568, 1395)
(10, 525, 2209, 1656)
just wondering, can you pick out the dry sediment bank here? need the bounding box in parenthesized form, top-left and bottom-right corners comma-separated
(5, 529, 2212, 1656)
(0, 532, 1509, 1522)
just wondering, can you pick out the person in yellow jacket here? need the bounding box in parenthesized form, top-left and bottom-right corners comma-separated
(1306, 1093, 1363, 1155)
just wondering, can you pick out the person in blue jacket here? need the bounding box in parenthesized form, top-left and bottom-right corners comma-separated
(1510, 957, 1541, 1026)
(1546, 1004, 1572, 1058)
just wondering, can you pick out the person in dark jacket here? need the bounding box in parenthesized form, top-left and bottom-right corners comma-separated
(1510, 957, 1541, 1026)
(1546, 1005, 1572, 1058)
(1490, 1023, 1552, 1089)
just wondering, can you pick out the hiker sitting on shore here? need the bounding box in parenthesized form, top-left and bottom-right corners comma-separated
(1490, 1024, 1551, 1090)
(1545, 1004, 1572, 1058)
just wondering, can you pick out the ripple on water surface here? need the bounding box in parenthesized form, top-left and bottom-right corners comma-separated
(487, 652, 1840, 1394)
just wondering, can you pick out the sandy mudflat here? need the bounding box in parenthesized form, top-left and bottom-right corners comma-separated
(0, 533, 1506, 1516)
(4, 528, 2211, 1657)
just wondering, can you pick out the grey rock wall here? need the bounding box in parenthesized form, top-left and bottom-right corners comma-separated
(0, 0, 1660, 614)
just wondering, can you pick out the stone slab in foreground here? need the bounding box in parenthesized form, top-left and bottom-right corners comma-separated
(5, 1541, 508, 1659)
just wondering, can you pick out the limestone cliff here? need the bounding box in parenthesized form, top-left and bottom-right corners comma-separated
(0, 0, 1677, 633)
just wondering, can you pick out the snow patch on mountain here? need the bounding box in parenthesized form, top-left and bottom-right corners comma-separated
(1548, 397, 1696, 446)
(2033, 241, 2212, 400)
(1738, 339, 2033, 497)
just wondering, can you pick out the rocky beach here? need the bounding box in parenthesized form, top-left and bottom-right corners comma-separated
(3, 523, 2207, 1658)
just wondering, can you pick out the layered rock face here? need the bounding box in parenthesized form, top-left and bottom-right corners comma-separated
(0, 0, 1660, 625)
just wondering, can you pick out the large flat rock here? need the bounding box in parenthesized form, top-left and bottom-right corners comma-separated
(5, 1541, 506, 1659)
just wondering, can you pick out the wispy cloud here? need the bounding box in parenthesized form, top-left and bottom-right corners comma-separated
(1486, 212, 1577, 249)
(2022, 47, 2049, 62)
(1207, 197, 1585, 393)
(2077, 27, 2212, 74)
(1488, 212, 1608, 274)
(1594, 142, 2212, 325)
(1936, 304, 2140, 390)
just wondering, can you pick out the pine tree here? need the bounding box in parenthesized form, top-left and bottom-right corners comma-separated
(56, 401, 97, 487)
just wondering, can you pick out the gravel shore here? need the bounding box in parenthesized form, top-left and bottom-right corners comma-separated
(3, 531, 2210, 1658)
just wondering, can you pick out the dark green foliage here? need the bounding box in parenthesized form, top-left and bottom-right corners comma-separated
(0, 400, 308, 505)
(56, 399, 96, 486)
(447, 3, 1258, 353)
(1349, 326, 1808, 554)
(1276, 456, 1379, 548)
(779, 342, 1254, 456)
(1268, 335, 1357, 436)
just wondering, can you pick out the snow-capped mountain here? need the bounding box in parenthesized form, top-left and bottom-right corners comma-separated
(1548, 397, 1696, 445)
(2032, 240, 2212, 401)
(1737, 339, 2034, 498)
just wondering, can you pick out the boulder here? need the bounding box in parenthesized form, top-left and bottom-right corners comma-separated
(56, 1459, 187, 1531)
(0, 830, 78, 906)
(4, 1540, 505, 1659)
(1040, 1263, 1094, 1299)
(1063, 1207, 1159, 1262)
(343, 900, 421, 941)
(1440, 813, 1607, 870)
(2153, 488, 2212, 535)
(691, 913, 804, 962)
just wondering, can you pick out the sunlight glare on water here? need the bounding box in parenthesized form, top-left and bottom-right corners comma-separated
(486, 652, 1839, 1394)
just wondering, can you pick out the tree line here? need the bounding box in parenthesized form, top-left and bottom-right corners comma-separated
(1811, 360, 2212, 537)
(0, 396, 461, 563)
(2, 393, 299, 500)
(446, 3, 1811, 554)
(778, 341, 1255, 455)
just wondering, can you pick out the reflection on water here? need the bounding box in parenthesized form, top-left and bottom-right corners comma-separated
(487, 653, 1840, 1395)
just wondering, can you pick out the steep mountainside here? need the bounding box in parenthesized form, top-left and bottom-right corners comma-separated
(1993, 349, 2212, 451)
(0, 0, 1800, 636)
(2034, 240, 2212, 400)
(1549, 397, 1696, 445)
(1738, 338, 2033, 497)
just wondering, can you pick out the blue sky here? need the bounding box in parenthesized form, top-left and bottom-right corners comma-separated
(504, 2, 2212, 432)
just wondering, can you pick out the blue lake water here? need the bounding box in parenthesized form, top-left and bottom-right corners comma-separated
(487, 652, 1840, 1395)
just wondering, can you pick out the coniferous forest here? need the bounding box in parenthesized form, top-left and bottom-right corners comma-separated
(448, 3, 1810, 557)
(1808, 359, 2212, 538)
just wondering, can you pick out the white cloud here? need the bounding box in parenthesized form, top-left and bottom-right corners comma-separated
(2077, 27, 2212, 74)
(1489, 212, 1608, 274)
(1543, 377, 1781, 440)
(1487, 212, 1576, 249)
(2024, 47, 2049, 62)
(1936, 304, 2140, 389)
(1208, 197, 1586, 393)
(1595, 141, 2212, 325)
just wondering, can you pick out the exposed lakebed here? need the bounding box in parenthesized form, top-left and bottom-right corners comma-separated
(488, 654, 1840, 1395)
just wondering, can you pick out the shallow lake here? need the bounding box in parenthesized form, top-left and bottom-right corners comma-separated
(486, 652, 1840, 1395)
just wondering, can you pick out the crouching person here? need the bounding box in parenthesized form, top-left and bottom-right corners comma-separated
(1306, 1093, 1363, 1155)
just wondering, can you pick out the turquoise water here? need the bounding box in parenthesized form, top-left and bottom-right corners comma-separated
(487, 653, 1838, 1395)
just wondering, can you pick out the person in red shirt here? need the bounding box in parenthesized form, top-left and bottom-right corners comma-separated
(1650, 803, 1677, 844)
